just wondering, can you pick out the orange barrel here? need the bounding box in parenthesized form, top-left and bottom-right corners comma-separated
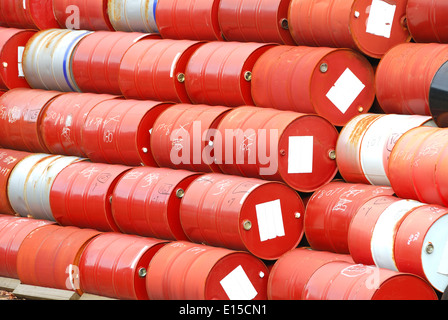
(267, 247, 355, 300)
(394, 204, 448, 293)
(288, 0, 410, 59)
(0, 216, 53, 279)
(79, 233, 169, 300)
(429, 61, 448, 128)
(0, 27, 36, 90)
(112, 167, 202, 241)
(348, 196, 425, 269)
(375, 43, 448, 116)
(304, 181, 395, 254)
(302, 261, 438, 300)
(251, 46, 375, 127)
(119, 39, 204, 103)
(40, 92, 119, 157)
(150, 104, 231, 173)
(72, 31, 160, 95)
(218, 0, 294, 45)
(107, 0, 159, 33)
(216, 106, 339, 193)
(388, 126, 439, 201)
(156, 0, 222, 41)
(53, 0, 114, 31)
(146, 241, 269, 300)
(81, 99, 172, 167)
(16, 224, 101, 294)
(336, 114, 435, 186)
(0, 88, 64, 153)
(50, 162, 131, 232)
(0, 0, 59, 30)
(0, 149, 32, 215)
(406, 0, 448, 43)
(7, 154, 84, 221)
(185, 42, 275, 107)
(180, 173, 305, 260)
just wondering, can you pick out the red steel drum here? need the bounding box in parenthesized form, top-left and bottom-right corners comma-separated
(0, 27, 36, 90)
(218, 0, 295, 44)
(111, 167, 202, 241)
(119, 39, 204, 103)
(394, 204, 448, 292)
(0, 0, 60, 30)
(376, 43, 448, 116)
(16, 224, 101, 294)
(305, 181, 395, 254)
(435, 132, 448, 207)
(303, 261, 438, 300)
(40, 92, 119, 157)
(185, 41, 275, 107)
(288, 0, 411, 59)
(53, 0, 114, 31)
(0, 216, 53, 279)
(180, 173, 305, 260)
(0, 88, 63, 153)
(216, 106, 339, 193)
(150, 104, 231, 173)
(0, 149, 32, 215)
(81, 99, 172, 166)
(267, 247, 355, 300)
(50, 162, 131, 232)
(79, 232, 169, 300)
(72, 31, 160, 95)
(406, 0, 448, 43)
(156, 0, 223, 41)
(146, 241, 269, 300)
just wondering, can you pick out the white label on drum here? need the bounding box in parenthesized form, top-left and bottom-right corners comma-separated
(255, 199, 285, 242)
(288, 136, 314, 174)
(366, 0, 396, 38)
(18, 47, 25, 78)
(326, 68, 365, 114)
(220, 265, 258, 300)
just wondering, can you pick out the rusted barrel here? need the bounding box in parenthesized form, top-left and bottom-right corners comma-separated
(0, 0, 59, 30)
(216, 106, 339, 193)
(107, 0, 159, 33)
(375, 43, 448, 116)
(348, 196, 425, 269)
(156, 0, 222, 40)
(267, 248, 354, 300)
(336, 114, 435, 186)
(53, 0, 114, 31)
(429, 61, 448, 127)
(218, 0, 294, 44)
(23, 29, 92, 92)
(180, 173, 305, 260)
(7, 154, 83, 221)
(119, 39, 204, 103)
(185, 42, 274, 107)
(0, 27, 36, 90)
(394, 204, 448, 293)
(50, 162, 131, 232)
(0, 216, 53, 279)
(288, 0, 411, 59)
(72, 31, 159, 95)
(406, 0, 448, 43)
(16, 224, 101, 294)
(146, 241, 269, 300)
(302, 261, 438, 300)
(251, 45, 375, 127)
(81, 99, 172, 167)
(0, 149, 32, 215)
(0, 88, 64, 153)
(304, 181, 395, 254)
(79, 233, 169, 300)
(112, 167, 201, 240)
(40, 92, 119, 157)
(150, 104, 231, 173)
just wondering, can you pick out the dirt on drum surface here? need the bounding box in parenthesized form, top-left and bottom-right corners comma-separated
(0, 290, 22, 300)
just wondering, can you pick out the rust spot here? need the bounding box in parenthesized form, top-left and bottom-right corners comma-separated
(346, 114, 382, 146)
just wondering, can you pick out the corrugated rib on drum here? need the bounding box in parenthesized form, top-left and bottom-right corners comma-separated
(406, 0, 448, 43)
(0, 0, 59, 30)
(107, 0, 159, 33)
